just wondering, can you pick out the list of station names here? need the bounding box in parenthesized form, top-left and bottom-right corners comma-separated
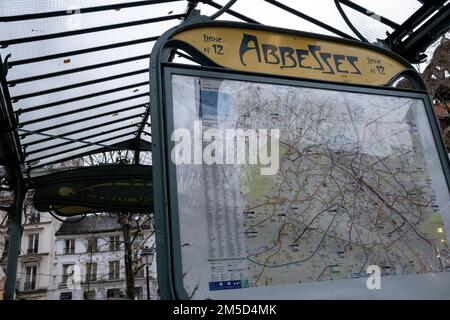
(203, 163, 249, 287)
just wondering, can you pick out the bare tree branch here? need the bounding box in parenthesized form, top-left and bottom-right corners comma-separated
(130, 214, 153, 246)
(0, 213, 8, 229)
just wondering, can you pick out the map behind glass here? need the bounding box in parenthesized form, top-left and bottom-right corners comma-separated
(171, 74, 450, 299)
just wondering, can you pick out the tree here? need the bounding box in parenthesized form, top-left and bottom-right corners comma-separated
(0, 169, 13, 282)
(421, 35, 450, 151)
(78, 150, 153, 300)
(119, 213, 154, 300)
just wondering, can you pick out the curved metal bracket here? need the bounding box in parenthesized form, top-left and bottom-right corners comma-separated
(209, 0, 238, 20)
(386, 68, 428, 91)
(2, 54, 12, 77)
(334, 0, 368, 43)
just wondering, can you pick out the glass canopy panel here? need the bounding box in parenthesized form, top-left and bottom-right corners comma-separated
(0, 3, 184, 40)
(197, 0, 350, 38)
(351, 0, 423, 25)
(9, 59, 149, 96)
(27, 134, 136, 168)
(19, 108, 144, 147)
(6, 41, 154, 80)
(1, 21, 172, 63)
(0, 0, 191, 168)
(25, 128, 138, 162)
(10, 73, 149, 110)
(20, 107, 144, 139)
(342, 6, 395, 43)
(22, 130, 142, 158)
(17, 83, 149, 121)
(24, 117, 141, 152)
(142, 122, 152, 143)
(0, 0, 182, 16)
(199, 0, 425, 41)
(19, 95, 148, 130)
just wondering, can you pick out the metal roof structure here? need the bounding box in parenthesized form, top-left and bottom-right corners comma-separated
(56, 214, 151, 235)
(0, 0, 448, 179)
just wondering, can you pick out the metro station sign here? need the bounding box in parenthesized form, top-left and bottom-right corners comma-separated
(173, 26, 409, 86)
(150, 20, 450, 299)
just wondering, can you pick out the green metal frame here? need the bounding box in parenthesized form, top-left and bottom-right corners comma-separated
(3, 170, 25, 300)
(149, 19, 450, 299)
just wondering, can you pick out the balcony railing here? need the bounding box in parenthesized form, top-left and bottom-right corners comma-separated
(63, 248, 75, 255)
(23, 281, 36, 291)
(27, 248, 38, 254)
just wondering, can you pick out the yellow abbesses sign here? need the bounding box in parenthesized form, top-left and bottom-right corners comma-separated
(174, 27, 408, 86)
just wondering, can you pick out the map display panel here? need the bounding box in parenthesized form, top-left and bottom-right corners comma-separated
(169, 73, 450, 299)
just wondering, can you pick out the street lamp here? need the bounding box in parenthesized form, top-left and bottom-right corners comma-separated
(140, 246, 154, 300)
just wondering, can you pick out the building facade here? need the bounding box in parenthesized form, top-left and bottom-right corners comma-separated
(0, 207, 6, 300)
(50, 214, 157, 300)
(0, 166, 10, 299)
(1, 184, 64, 300)
(15, 208, 62, 300)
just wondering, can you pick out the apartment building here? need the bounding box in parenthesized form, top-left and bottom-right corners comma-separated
(15, 208, 62, 300)
(51, 214, 157, 300)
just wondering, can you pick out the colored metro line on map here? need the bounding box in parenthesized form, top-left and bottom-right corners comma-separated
(237, 83, 449, 287)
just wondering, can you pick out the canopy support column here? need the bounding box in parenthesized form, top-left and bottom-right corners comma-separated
(4, 172, 24, 300)
(0, 54, 26, 300)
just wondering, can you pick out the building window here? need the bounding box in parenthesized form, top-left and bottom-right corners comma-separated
(135, 287, 144, 300)
(83, 289, 95, 300)
(109, 260, 120, 280)
(106, 288, 123, 299)
(2, 238, 8, 255)
(132, 235, 143, 250)
(27, 233, 39, 254)
(64, 239, 75, 254)
(62, 264, 74, 285)
(110, 235, 120, 251)
(85, 262, 97, 282)
(136, 264, 145, 278)
(60, 292, 72, 300)
(26, 209, 40, 224)
(24, 266, 37, 291)
(87, 238, 98, 253)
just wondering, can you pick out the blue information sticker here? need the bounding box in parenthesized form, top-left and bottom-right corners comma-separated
(209, 280, 248, 291)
